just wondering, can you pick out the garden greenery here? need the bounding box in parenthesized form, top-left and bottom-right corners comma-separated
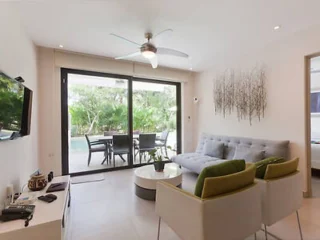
(69, 84, 177, 136)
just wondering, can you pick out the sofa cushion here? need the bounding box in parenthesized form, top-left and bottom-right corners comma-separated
(194, 160, 246, 197)
(264, 158, 299, 180)
(171, 153, 227, 174)
(201, 163, 256, 198)
(203, 140, 224, 158)
(196, 133, 289, 159)
(233, 145, 265, 163)
(255, 157, 285, 179)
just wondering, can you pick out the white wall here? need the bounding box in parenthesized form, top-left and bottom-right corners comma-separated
(0, 4, 38, 208)
(194, 25, 320, 193)
(38, 48, 195, 176)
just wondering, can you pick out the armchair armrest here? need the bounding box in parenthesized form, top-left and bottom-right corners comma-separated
(156, 181, 204, 240)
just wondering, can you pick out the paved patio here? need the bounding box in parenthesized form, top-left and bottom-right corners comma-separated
(69, 133, 176, 174)
(69, 147, 176, 174)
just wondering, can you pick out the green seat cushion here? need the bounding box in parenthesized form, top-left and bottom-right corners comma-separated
(264, 158, 299, 180)
(194, 160, 246, 198)
(255, 157, 285, 179)
(202, 164, 256, 198)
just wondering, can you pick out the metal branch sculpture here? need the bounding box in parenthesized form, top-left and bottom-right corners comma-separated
(213, 66, 267, 125)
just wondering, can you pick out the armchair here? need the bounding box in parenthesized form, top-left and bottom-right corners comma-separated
(256, 158, 303, 240)
(155, 164, 262, 240)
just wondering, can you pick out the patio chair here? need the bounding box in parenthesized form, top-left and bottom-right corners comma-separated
(155, 130, 169, 157)
(134, 133, 156, 164)
(111, 135, 130, 168)
(85, 134, 107, 166)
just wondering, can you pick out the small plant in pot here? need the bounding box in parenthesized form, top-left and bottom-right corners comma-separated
(148, 147, 171, 172)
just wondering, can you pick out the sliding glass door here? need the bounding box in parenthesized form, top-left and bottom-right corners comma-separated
(61, 69, 181, 176)
(132, 80, 179, 165)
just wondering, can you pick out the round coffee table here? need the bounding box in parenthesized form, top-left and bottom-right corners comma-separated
(134, 163, 182, 201)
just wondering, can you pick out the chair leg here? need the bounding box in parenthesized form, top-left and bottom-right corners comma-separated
(113, 154, 115, 168)
(254, 232, 257, 240)
(101, 156, 107, 165)
(157, 217, 161, 240)
(139, 152, 142, 164)
(296, 210, 303, 240)
(164, 146, 168, 157)
(134, 150, 137, 162)
(87, 152, 92, 166)
(264, 224, 268, 240)
(119, 154, 126, 162)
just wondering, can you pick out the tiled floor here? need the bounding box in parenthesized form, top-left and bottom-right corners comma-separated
(67, 169, 320, 240)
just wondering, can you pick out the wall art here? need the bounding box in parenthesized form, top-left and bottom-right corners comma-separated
(213, 66, 267, 125)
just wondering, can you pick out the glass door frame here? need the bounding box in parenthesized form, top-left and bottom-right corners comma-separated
(61, 68, 181, 176)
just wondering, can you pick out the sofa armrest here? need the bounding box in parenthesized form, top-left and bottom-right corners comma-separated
(155, 181, 204, 240)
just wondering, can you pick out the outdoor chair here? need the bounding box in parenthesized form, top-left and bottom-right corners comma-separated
(110, 134, 130, 167)
(134, 133, 156, 164)
(155, 130, 169, 157)
(85, 134, 107, 166)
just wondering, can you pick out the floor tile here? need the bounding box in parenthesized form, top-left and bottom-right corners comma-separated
(68, 169, 320, 240)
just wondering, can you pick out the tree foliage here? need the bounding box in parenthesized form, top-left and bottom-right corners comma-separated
(0, 75, 24, 131)
(69, 84, 176, 136)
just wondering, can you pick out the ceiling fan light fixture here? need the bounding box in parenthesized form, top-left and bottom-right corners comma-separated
(142, 50, 156, 59)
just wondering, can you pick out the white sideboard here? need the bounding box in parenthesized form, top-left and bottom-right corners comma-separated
(0, 175, 71, 240)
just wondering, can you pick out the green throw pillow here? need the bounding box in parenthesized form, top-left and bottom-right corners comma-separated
(194, 160, 246, 197)
(255, 157, 285, 179)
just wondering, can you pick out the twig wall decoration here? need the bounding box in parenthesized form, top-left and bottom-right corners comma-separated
(213, 66, 267, 125)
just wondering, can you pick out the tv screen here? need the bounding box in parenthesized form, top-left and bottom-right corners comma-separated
(0, 71, 32, 140)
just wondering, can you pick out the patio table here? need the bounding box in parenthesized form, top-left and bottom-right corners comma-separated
(98, 134, 139, 142)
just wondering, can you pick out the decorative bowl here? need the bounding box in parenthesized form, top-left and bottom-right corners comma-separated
(28, 174, 47, 191)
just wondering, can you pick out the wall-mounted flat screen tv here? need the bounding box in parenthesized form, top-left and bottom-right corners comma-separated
(0, 71, 33, 141)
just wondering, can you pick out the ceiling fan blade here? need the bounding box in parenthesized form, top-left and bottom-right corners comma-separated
(110, 33, 141, 47)
(149, 55, 158, 69)
(153, 29, 173, 39)
(152, 29, 173, 46)
(157, 47, 189, 58)
(115, 52, 141, 60)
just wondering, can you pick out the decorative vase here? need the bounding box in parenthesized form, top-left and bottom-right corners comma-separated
(28, 174, 47, 191)
(154, 162, 165, 172)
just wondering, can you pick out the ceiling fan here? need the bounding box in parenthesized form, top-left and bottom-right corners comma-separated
(110, 29, 189, 69)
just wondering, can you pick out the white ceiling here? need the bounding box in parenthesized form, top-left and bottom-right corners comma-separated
(9, 0, 320, 71)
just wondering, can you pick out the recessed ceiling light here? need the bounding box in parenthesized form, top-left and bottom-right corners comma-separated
(59, 44, 64, 48)
(189, 67, 193, 70)
(274, 25, 281, 30)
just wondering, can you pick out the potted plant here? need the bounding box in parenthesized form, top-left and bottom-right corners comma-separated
(148, 147, 171, 172)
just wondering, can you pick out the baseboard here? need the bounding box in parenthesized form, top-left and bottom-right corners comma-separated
(303, 191, 311, 198)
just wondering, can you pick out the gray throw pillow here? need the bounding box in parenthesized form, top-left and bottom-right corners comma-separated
(233, 145, 265, 163)
(203, 140, 224, 158)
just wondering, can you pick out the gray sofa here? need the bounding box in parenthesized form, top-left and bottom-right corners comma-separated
(172, 133, 290, 174)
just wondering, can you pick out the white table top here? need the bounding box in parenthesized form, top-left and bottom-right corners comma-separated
(98, 134, 140, 141)
(0, 175, 70, 234)
(134, 163, 182, 190)
(135, 163, 182, 180)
